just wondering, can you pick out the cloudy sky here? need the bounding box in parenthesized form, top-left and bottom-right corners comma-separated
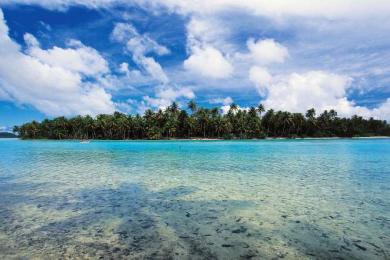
(0, 0, 390, 128)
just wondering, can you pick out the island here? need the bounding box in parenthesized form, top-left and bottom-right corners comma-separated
(14, 101, 390, 140)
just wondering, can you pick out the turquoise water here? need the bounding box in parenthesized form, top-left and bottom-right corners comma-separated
(0, 139, 389, 259)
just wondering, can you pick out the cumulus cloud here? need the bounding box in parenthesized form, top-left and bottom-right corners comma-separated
(207, 96, 250, 115)
(184, 45, 233, 79)
(23, 33, 40, 47)
(143, 86, 195, 110)
(370, 99, 390, 121)
(209, 96, 234, 114)
(25, 35, 109, 77)
(261, 71, 390, 120)
(111, 22, 170, 84)
(1, 1, 390, 122)
(183, 17, 233, 79)
(263, 71, 350, 112)
(0, 9, 114, 116)
(249, 66, 273, 96)
(244, 38, 390, 120)
(186, 17, 231, 52)
(135, 56, 168, 83)
(245, 38, 289, 65)
(221, 104, 250, 115)
(118, 86, 196, 114)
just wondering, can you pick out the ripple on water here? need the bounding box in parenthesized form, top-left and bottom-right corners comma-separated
(0, 139, 389, 259)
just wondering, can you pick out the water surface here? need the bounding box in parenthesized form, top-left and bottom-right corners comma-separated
(0, 139, 389, 259)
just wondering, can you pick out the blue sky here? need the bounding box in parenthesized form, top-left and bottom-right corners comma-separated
(0, 1, 390, 128)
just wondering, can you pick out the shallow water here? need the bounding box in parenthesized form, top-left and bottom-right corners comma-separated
(0, 139, 389, 259)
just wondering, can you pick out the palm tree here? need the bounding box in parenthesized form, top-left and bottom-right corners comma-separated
(187, 115, 196, 137)
(305, 108, 317, 136)
(305, 108, 316, 119)
(230, 103, 238, 112)
(15, 101, 390, 140)
(247, 107, 261, 138)
(52, 117, 68, 139)
(169, 102, 179, 113)
(292, 113, 305, 137)
(262, 109, 274, 136)
(12, 126, 19, 136)
(197, 108, 209, 137)
(188, 100, 197, 113)
(96, 114, 110, 139)
(257, 104, 265, 117)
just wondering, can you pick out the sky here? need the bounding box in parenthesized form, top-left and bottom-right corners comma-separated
(0, 0, 390, 129)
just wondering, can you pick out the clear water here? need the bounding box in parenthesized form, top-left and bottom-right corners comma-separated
(0, 139, 389, 259)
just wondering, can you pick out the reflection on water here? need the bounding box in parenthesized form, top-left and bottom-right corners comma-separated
(0, 139, 389, 259)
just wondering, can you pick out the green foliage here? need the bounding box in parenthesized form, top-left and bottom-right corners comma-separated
(14, 104, 390, 140)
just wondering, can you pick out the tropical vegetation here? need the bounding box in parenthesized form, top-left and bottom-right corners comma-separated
(14, 101, 390, 139)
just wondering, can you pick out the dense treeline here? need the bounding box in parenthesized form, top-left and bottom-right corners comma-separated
(14, 101, 390, 139)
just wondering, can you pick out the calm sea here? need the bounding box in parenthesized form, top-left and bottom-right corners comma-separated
(0, 139, 389, 259)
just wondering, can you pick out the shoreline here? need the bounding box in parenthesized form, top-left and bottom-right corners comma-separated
(7, 136, 390, 141)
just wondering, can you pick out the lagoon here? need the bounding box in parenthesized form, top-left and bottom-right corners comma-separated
(0, 139, 389, 259)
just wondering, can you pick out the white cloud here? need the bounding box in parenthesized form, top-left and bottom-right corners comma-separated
(119, 62, 131, 74)
(114, 98, 137, 114)
(137, 0, 390, 19)
(118, 62, 142, 78)
(111, 22, 136, 42)
(262, 71, 390, 120)
(0, 85, 11, 100)
(210, 97, 234, 114)
(4, 1, 390, 20)
(183, 16, 233, 79)
(25, 35, 109, 77)
(209, 96, 233, 106)
(143, 86, 195, 110)
(186, 17, 232, 52)
(370, 99, 390, 121)
(134, 56, 168, 84)
(0, 0, 114, 10)
(263, 71, 350, 112)
(249, 66, 273, 96)
(23, 33, 40, 47)
(245, 38, 289, 65)
(220, 105, 231, 115)
(119, 85, 197, 115)
(112, 23, 169, 56)
(184, 45, 233, 79)
(97, 62, 154, 90)
(1, 2, 389, 122)
(0, 9, 114, 116)
(111, 22, 170, 84)
(220, 104, 250, 115)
